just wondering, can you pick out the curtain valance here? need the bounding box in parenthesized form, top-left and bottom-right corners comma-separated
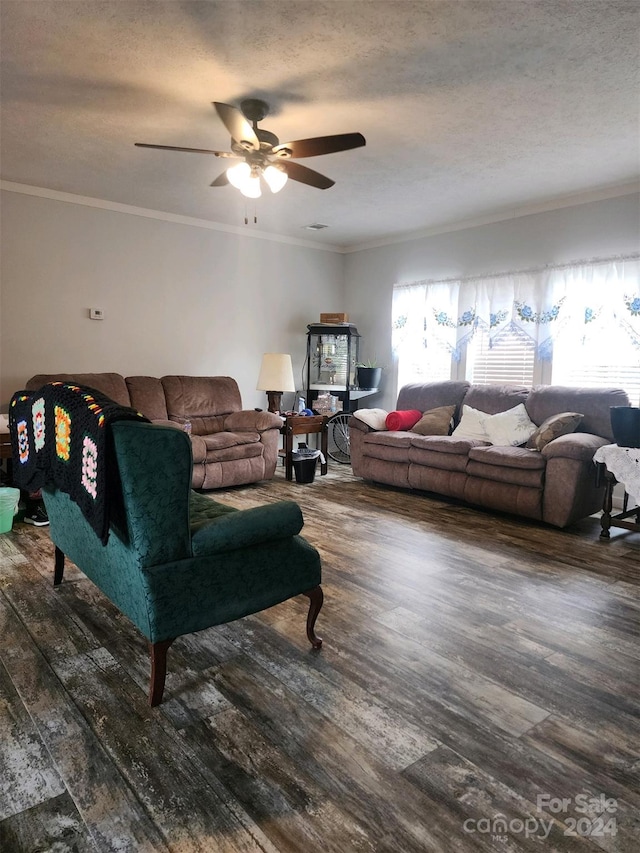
(392, 257, 640, 361)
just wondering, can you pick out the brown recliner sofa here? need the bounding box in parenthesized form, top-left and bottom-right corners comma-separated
(349, 381, 630, 528)
(26, 373, 283, 490)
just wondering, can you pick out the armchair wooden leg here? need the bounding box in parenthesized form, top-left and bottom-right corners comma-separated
(54, 547, 65, 586)
(302, 585, 324, 649)
(149, 638, 175, 706)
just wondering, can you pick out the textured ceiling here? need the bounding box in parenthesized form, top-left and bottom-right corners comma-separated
(1, 0, 639, 248)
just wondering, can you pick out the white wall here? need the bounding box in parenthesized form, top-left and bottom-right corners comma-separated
(344, 193, 640, 410)
(0, 190, 344, 407)
(3, 190, 638, 413)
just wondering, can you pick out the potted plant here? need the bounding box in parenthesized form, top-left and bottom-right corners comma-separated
(356, 358, 383, 390)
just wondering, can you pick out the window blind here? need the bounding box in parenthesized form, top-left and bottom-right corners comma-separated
(467, 327, 535, 387)
(553, 335, 640, 405)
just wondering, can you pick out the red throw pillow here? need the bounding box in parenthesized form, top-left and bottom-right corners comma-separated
(385, 409, 422, 431)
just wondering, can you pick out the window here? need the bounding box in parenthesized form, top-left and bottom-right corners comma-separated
(552, 326, 640, 405)
(393, 256, 640, 396)
(465, 326, 535, 387)
(392, 284, 454, 387)
(397, 339, 453, 388)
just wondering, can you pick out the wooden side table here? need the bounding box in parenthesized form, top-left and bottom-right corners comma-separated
(594, 444, 640, 538)
(281, 415, 328, 481)
(595, 464, 640, 538)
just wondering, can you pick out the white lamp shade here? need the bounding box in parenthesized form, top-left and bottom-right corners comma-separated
(240, 174, 262, 198)
(256, 353, 296, 392)
(226, 162, 251, 189)
(263, 164, 288, 193)
(227, 162, 262, 198)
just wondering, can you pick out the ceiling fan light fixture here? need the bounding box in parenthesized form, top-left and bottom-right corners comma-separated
(263, 164, 288, 194)
(226, 161, 251, 189)
(240, 173, 262, 199)
(227, 161, 262, 198)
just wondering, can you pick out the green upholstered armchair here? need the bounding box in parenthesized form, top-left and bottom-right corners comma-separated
(43, 420, 323, 706)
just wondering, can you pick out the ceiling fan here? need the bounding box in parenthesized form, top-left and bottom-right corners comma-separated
(135, 99, 366, 198)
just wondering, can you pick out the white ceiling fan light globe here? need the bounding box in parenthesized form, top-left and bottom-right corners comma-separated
(240, 174, 262, 198)
(226, 161, 251, 189)
(263, 165, 288, 193)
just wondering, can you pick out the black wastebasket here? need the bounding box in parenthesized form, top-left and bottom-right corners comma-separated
(292, 450, 320, 483)
(610, 406, 640, 448)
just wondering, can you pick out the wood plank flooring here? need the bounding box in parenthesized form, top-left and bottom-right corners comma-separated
(1, 464, 639, 852)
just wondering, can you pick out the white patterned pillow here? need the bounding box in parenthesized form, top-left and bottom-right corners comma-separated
(451, 404, 491, 441)
(353, 408, 389, 430)
(480, 403, 538, 446)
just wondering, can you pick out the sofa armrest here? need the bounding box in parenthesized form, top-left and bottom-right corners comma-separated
(541, 432, 609, 462)
(348, 416, 371, 434)
(223, 410, 283, 433)
(191, 500, 304, 556)
(542, 433, 611, 527)
(151, 418, 185, 430)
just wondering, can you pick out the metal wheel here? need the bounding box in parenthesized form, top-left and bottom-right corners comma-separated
(326, 412, 351, 464)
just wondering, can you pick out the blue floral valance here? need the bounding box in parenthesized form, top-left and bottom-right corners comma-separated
(392, 257, 640, 361)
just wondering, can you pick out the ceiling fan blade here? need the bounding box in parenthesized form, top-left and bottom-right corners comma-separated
(273, 132, 366, 159)
(135, 142, 231, 156)
(213, 102, 260, 150)
(210, 171, 230, 187)
(280, 161, 335, 189)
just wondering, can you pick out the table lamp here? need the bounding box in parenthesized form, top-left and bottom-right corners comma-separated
(257, 353, 296, 413)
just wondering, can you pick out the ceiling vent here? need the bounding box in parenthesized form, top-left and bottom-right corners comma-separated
(303, 223, 329, 231)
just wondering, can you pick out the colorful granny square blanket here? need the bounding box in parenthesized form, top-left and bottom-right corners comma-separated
(9, 382, 149, 544)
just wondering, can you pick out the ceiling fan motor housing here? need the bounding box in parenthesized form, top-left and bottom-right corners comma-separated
(240, 98, 271, 123)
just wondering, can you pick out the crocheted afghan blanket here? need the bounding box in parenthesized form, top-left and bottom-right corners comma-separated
(10, 382, 149, 544)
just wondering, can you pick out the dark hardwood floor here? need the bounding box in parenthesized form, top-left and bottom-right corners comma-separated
(1, 463, 639, 852)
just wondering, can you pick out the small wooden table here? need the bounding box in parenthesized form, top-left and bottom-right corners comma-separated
(281, 415, 328, 481)
(594, 444, 640, 538)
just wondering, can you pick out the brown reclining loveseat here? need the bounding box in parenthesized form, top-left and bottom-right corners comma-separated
(26, 373, 283, 490)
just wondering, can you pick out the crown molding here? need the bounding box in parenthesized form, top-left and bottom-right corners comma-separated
(343, 181, 640, 253)
(0, 181, 342, 253)
(2, 178, 638, 256)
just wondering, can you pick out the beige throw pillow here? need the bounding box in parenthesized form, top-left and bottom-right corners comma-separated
(410, 405, 456, 436)
(526, 412, 583, 451)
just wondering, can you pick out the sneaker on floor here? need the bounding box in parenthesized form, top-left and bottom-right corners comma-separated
(23, 506, 49, 526)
